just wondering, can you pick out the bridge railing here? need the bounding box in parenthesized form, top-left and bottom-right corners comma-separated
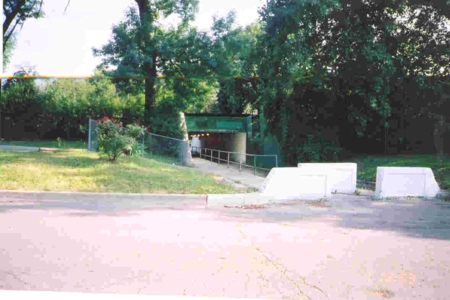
(191, 146, 278, 177)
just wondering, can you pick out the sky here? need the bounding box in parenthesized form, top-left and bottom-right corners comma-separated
(2, 0, 265, 75)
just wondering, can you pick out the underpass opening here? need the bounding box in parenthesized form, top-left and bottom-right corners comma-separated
(185, 114, 250, 164)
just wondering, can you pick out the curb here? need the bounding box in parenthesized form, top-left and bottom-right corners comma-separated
(206, 193, 330, 208)
(0, 190, 207, 207)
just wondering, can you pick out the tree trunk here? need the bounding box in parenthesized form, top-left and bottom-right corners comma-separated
(3, 0, 26, 47)
(136, 0, 157, 121)
(144, 51, 157, 119)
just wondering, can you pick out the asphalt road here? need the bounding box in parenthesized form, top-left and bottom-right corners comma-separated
(1, 192, 450, 300)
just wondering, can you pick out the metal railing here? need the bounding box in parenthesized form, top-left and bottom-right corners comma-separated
(191, 146, 278, 177)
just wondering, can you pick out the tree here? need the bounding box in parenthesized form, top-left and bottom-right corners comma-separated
(0, 66, 43, 139)
(250, 0, 450, 164)
(3, 0, 45, 52)
(3, 32, 17, 70)
(93, 0, 200, 122)
(209, 12, 262, 114)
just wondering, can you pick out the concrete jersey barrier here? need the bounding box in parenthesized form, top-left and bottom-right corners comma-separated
(375, 167, 440, 199)
(298, 162, 357, 194)
(260, 167, 333, 200)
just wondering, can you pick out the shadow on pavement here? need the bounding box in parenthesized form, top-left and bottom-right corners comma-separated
(210, 194, 450, 241)
(1, 191, 450, 241)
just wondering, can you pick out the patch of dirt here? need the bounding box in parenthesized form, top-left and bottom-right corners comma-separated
(213, 175, 225, 181)
(278, 200, 332, 208)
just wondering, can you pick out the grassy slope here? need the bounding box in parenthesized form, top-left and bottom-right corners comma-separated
(348, 155, 450, 190)
(0, 150, 243, 194)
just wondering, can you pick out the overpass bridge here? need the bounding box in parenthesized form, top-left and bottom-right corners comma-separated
(184, 113, 279, 169)
(184, 114, 252, 163)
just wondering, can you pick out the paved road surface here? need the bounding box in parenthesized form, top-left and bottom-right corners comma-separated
(1, 192, 450, 299)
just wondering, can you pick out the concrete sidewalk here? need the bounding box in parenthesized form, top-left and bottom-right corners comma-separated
(191, 158, 265, 190)
(0, 145, 40, 152)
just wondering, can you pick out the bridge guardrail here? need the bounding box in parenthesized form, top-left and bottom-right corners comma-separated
(191, 146, 278, 177)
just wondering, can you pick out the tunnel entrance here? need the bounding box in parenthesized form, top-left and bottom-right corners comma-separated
(185, 114, 251, 164)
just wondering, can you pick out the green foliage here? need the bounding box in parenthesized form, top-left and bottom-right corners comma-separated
(95, 117, 146, 162)
(294, 132, 342, 163)
(146, 100, 184, 139)
(125, 123, 146, 140)
(210, 14, 262, 114)
(3, 32, 17, 71)
(130, 142, 147, 157)
(93, 0, 207, 119)
(248, 0, 450, 162)
(96, 118, 128, 161)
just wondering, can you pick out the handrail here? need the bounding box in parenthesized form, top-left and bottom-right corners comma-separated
(191, 146, 278, 177)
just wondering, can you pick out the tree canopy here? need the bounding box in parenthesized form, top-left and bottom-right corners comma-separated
(2, 0, 450, 162)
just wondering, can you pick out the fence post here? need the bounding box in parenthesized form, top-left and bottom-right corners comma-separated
(239, 154, 242, 172)
(254, 156, 256, 176)
(88, 118, 91, 152)
(218, 150, 220, 165)
(211, 149, 213, 162)
(275, 155, 278, 168)
(227, 152, 230, 168)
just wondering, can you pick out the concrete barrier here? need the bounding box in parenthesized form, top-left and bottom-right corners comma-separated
(375, 167, 440, 199)
(298, 163, 357, 194)
(260, 167, 332, 200)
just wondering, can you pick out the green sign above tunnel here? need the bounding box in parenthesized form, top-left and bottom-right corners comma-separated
(184, 114, 250, 133)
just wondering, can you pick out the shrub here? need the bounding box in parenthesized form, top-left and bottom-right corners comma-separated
(96, 117, 146, 161)
(125, 123, 146, 140)
(295, 132, 342, 163)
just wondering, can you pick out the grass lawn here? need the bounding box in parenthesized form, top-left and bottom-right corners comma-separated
(348, 155, 450, 190)
(0, 150, 246, 194)
(0, 140, 87, 149)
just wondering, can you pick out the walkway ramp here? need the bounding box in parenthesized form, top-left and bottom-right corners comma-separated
(192, 158, 265, 190)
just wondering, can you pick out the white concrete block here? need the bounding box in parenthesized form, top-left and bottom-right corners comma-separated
(375, 167, 440, 199)
(298, 163, 357, 194)
(260, 168, 332, 200)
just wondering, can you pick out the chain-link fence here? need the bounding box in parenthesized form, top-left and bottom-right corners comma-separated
(87, 118, 98, 152)
(87, 118, 191, 165)
(143, 132, 191, 165)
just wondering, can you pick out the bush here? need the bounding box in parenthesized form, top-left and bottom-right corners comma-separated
(96, 117, 146, 161)
(295, 132, 342, 163)
(125, 123, 146, 140)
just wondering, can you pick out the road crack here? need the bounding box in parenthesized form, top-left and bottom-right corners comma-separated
(1, 271, 34, 288)
(235, 225, 328, 300)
